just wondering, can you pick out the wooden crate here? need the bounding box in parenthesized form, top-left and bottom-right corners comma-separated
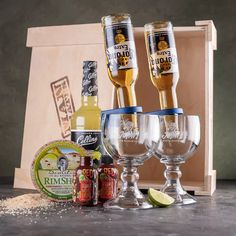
(14, 21, 216, 195)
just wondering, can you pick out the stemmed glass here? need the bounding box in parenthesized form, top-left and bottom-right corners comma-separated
(101, 113, 158, 210)
(151, 114, 200, 205)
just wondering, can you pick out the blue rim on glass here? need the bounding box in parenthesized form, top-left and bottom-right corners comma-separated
(147, 108, 183, 115)
(101, 106, 143, 116)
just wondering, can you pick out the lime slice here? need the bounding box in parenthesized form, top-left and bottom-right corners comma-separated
(148, 188, 175, 207)
(147, 197, 159, 207)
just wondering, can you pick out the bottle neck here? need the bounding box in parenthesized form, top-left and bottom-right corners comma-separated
(80, 156, 93, 167)
(116, 85, 137, 108)
(81, 95, 98, 107)
(159, 87, 178, 109)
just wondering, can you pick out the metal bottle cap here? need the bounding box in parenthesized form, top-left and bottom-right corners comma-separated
(80, 155, 93, 167)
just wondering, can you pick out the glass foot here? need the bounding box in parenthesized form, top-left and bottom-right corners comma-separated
(180, 193, 197, 205)
(161, 163, 197, 205)
(103, 195, 153, 210)
(169, 192, 197, 205)
(162, 184, 197, 205)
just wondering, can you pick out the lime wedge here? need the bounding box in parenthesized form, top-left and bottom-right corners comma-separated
(147, 197, 159, 207)
(148, 188, 175, 207)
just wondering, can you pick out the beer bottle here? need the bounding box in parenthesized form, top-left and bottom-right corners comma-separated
(101, 13, 138, 108)
(144, 21, 179, 110)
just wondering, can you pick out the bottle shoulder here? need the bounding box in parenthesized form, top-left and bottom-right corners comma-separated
(71, 106, 101, 119)
(74, 106, 101, 113)
(71, 104, 101, 130)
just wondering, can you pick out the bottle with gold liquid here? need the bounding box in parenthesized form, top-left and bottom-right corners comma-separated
(70, 61, 101, 168)
(144, 21, 179, 110)
(101, 13, 138, 108)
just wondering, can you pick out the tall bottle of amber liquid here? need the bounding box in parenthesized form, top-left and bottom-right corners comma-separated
(144, 21, 179, 109)
(70, 61, 101, 167)
(101, 13, 138, 107)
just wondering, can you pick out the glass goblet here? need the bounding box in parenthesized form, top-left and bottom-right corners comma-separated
(101, 113, 158, 210)
(152, 114, 200, 205)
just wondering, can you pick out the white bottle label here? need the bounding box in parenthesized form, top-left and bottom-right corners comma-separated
(150, 47, 178, 75)
(147, 31, 179, 76)
(106, 41, 137, 71)
(105, 23, 138, 71)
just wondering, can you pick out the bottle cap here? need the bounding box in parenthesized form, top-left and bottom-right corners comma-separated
(101, 155, 113, 165)
(82, 61, 98, 96)
(147, 108, 183, 115)
(80, 156, 93, 167)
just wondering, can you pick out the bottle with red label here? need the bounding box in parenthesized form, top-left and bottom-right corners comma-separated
(98, 155, 118, 203)
(73, 156, 98, 206)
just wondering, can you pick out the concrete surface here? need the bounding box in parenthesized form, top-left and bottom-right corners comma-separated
(0, 181, 235, 236)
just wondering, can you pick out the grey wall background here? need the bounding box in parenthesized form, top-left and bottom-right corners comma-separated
(0, 0, 235, 183)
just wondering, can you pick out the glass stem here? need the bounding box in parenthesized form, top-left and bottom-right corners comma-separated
(120, 165, 144, 201)
(121, 166, 138, 191)
(162, 164, 186, 196)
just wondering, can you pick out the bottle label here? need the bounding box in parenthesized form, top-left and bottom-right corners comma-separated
(82, 61, 98, 96)
(105, 23, 138, 71)
(100, 177, 114, 199)
(99, 168, 117, 200)
(147, 31, 179, 76)
(74, 169, 95, 203)
(71, 130, 102, 167)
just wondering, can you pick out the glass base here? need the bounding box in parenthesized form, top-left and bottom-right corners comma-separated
(162, 184, 197, 205)
(179, 193, 197, 205)
(168, 192, 197, 205)
(103, 195, 153, 210)
(160, 163, 197, 205)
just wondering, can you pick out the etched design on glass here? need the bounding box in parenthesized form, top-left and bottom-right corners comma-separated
(120, 119, 139, 140)
(161, 122, 181, 140)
